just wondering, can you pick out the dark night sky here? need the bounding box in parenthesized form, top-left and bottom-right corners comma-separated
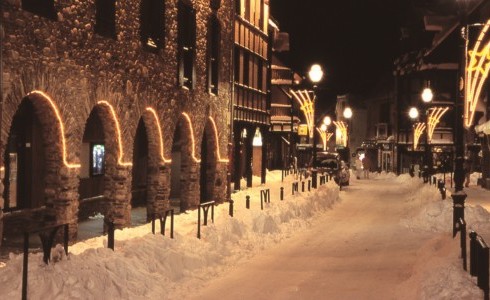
(269, 0, 411, 96)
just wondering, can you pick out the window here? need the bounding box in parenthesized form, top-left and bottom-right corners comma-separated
(243, 51, 250, 86)
(234, 47, 240, 83)
(177, 1, 196, 89)
(208, 16, 221, 94)
(95, 0, 116, 39)
(210, 0, 221, 10)
(90, 143, 105, 176)
(244, 0, 250, 20)
(235, 0, 241, 14)
(22, 0, 57, 20)
(140, 0, 165, 51)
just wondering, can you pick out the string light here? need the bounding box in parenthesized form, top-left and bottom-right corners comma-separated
(333, 121, 348, 147)
(146, 107, 171, 163)
(28, 91, 81, 168)
(208, 117, 229, 163)
(316, 127, 333, 151)
(291, 89, 315, 139)
(97, 101, 132, 166)
(181, 112, 201, 163)
(466, 19, 490, 128)
(413, 122, 426, 150)
(426, 107, 449, 142)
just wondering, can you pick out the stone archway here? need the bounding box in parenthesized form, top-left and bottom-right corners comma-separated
(77, 103, 130, 237)
(200, 120, 218, 203)
(131, 111, 170, 222)
(169, 114, 198, 212)
(2, 92, 78, 244)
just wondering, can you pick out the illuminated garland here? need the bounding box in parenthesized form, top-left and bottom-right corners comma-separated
(427, 107, 449, 142)
(208, 116, 229, 163)
(291, 89, 315, 138)
(333, 121, 348, 147)
(413, 122, 426, 150)
(181, 112, 201, 163)
(316, 127, 333, 151)
(29, 91, 81, 168)
(146, 107, 171, 163)
(466, 19, 490, 128)
(97, 101, 132, 166)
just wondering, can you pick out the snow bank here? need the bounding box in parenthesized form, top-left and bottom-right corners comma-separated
(396, 235, 482, 300)
(0, 171, 340, 299)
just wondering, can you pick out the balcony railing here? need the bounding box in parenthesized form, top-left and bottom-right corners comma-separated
(271, 65, 293, 85)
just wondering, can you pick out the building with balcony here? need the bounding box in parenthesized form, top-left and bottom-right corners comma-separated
(232, 0, 270, 190)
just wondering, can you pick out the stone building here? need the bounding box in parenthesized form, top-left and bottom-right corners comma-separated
(0, 0, 233, 245)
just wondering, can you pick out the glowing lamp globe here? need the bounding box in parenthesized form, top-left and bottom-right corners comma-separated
(343, 107, 353, 119)
(308, 64, 324, 83)
(409, 107, 419, 119)
(421, 88, 433, 103)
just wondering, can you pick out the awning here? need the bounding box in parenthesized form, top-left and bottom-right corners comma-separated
(475, 120, 490, 134)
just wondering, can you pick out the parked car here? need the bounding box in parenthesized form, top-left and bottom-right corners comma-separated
(316, 152, 350, 186)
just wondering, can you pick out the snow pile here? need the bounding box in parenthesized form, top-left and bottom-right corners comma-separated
(396, 235, 482, 300)
(0, 171, 340, 299)
(371, 171, 397, 180)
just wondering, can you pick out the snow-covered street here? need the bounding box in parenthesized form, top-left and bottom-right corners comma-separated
(0, 171, 489, 299)
(189, 175, 479, 300)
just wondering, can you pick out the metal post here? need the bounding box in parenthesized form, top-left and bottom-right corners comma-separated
(280, 187, 284, 200)
(470, 230, 478, 276)
(452, 193, 466, 237)
(460, 218, 467, 271)
(246, 195, 250, 209)
(22, 232, 29, 300)
(229, 200, 234, 217)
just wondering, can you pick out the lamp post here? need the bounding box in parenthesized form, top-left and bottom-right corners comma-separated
(308, 64, 324, 188)
(451, 0, 469, 236)
(422, 86, 433, 183)
(343, 106, 353, 160)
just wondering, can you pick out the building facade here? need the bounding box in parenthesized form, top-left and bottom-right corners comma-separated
(0, 0, 233, 245)
(232, 0, 270, 190)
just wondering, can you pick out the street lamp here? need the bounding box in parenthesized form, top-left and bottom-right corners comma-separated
(343, 107, 353, 151)
(308, 64, 324, 188)
(451, 0, 469, 236)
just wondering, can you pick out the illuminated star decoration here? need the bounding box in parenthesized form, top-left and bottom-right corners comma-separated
(333, 121, 348, 147)
(466, 19, 490, 128)
(426, 107, 449, 142)
(413, 122, 426, 151)
(291, 89, 315, 138)
(316, 127, 333, 151)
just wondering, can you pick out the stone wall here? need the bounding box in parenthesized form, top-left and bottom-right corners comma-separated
(1, 0, 233, 244)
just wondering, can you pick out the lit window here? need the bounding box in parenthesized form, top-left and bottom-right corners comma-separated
(208, 15, 221, 94)
(140, 0, 165, 51)
(90, 143, 105, 176)
(178, 0, 196, 89)
(95, 0, 116, 39)
(22, 0, 57, 20)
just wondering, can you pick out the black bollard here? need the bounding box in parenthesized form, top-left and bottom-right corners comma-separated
(308, 180, 311, 191)
(280, 187, 284, 200)
(302, 181, 305, 192)
(246, 195, 250, 209)
(229, 200, 234, 217)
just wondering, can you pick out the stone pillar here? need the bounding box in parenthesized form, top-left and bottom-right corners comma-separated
(56, 166, 80, 241)
(108, 165, 131, 229)
(148, 163, 170, 220)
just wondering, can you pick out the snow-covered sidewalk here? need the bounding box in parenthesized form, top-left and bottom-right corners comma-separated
(0, 171, 341, 299)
